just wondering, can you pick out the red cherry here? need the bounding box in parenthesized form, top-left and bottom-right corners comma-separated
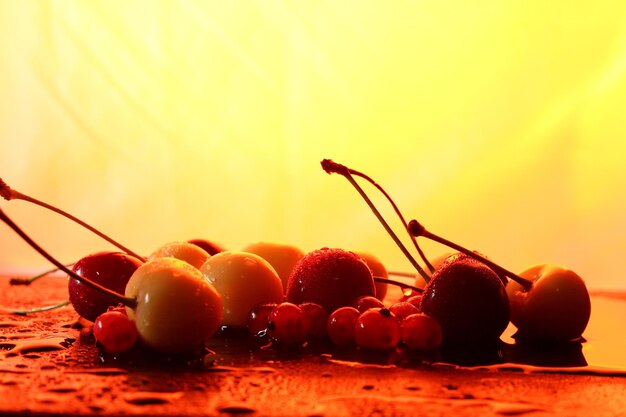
(354, 296, 384, 313)
(389, 301, 420, 321)
(69, 252, 143, 321)
(188, 239, 225, 256)
(326, 307, 360, 346)
(299, 302, 328, 338)
(267, 303, 309, 344)
(247, 303, 277, 336)
(285, 248, 375, 313)
(354, 308, 401, 351)
(93, 311, 138, 354)
(401, 313, 442, 350)
(419, 255, 510, 345)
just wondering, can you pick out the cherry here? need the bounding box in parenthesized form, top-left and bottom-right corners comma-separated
(401, 313, 443, 350)
(188, 238, 225, 256)
(507, 264, 591, 341)
(125, 257, 223, 353)
(243, 242, 305, 292)
(201, 251, 284, 327)
(285, 248, 375, 313)
(149, 241, 210, 269)
(93, 310, 138, 354)
(68, 251, 143, 322)
(354, 308, 401, 351)
(299, 302, 328, 338)
(354, 296, 384, 313)
(326, 307, 360, 346)
(420, 254, 510, 345)
(267, 302, 309, 344)
(247, 303, 277, 336)
(389, 301, 420, 321)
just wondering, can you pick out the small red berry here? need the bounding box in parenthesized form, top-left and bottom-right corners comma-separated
(299, 303, 328, 338)
(327, 307, 360, 346)
(247, 303, 277, 336)
(354, 308, 401, 351)
(401, 313, 443, 350)
(405, 295, 422, 310)
(267, 303, 309, 344)
(93, 311, 138, 354)
(354, 296, 384, 313)
(389, 302, 420, 321)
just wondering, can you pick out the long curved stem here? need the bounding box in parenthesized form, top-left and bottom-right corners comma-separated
(408, 219, 533, 290)
(374, 276, 423, 293)
(0, 208, 137, 308)
(321, 161, 430, 282)
(1, 179, 145, 262)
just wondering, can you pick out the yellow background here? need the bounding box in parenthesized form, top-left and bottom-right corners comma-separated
(1, 1, 625, 290)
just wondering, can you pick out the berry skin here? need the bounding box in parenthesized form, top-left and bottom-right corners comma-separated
(93, 311, 138, 354)
(188, 238, 225, 255)
(286, 248, 375, 313)
(419, 254, 510, 346)
(299, 303, 328, 338)
(247, 303, 277, 336)
(354, 296, 384, 313)
(326, 307, 360, 346)
(69, 251, 143, 322)
(243, 242, 305, 292)
(389, 302, 420, 321)
(404, 295, 423, 310)
(354, 308, 401, 351)
(401, 313, 443, 350)
(355, 252, 389, 301)
(267, 303, 309, 344)
(149, 241, 210, 269)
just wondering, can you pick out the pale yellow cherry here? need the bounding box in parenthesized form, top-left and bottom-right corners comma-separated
(200, 251, 284, 327)
(149, 241, 210, 269)
(125, 257, 222, 353)
(242, 242, 304, 291)
(354, 251, 389, 301)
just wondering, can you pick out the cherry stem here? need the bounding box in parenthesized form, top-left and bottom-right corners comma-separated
(10, 265, 71, 286)
(374, 276, 423, 294)
(0, 178, 146, 262)
(0, 208, 138, 308)
(407, 219, 534, 290)
(1, 300, 70, 316)
(321, 160, 431, 282)
(347, 168, 435, 273)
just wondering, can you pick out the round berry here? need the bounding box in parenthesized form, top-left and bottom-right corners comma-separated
(267, 303, 309, 344)
(405, 295, 423, 310)
(389, 302, 420, 321)
(299, 302, 328, 338)
(401, 313, 443, 350)
(354, 308, 401, 351)
(247, 303, 277, 336)
(354, 296, 384, 313)
(326, 307, 360, 346)
(93, 311, 138, 354)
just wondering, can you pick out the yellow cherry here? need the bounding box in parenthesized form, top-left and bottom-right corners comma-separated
(242, 241, 304, 292)
(125, 257, 222, 353)
(149, 241, 210, 269)
(200, 251, 284, 327)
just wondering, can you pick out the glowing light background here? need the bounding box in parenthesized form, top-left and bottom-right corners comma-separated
(1, 1, 625, 290)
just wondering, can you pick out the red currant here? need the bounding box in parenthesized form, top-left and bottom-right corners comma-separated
(93, 311, 138, 354)
(354, 308, 401, 351)
(299, 303, 328, 338)
(354, 296, 384, 313)
(326, 307, 360, 346)
(247, 303, 277, 336)
(405, 295, 422, 309)
(401, 313, 442, 350)
(267, 303, 309, 344)
(389, 302, 420, 321)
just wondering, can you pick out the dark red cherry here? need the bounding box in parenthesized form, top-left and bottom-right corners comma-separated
(68, 252, 143, 321)
(187, 239, 225, 256)
(285, 248, 375, 313)
(419, 254, 510, 346)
